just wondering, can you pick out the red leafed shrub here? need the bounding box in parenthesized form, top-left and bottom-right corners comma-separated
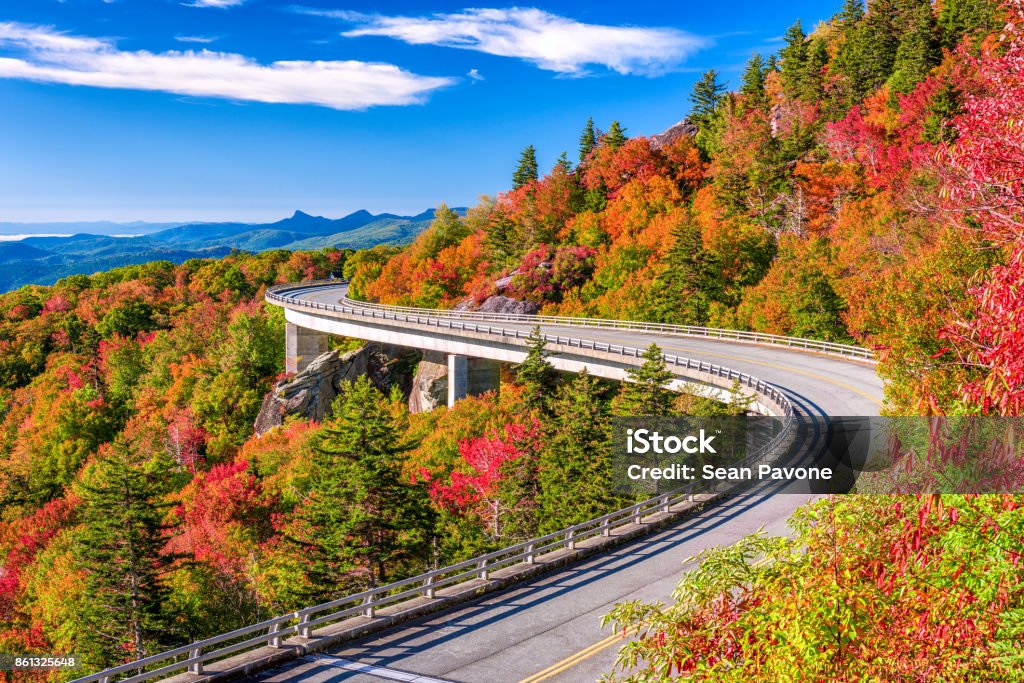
(427, 420, 540, 537)
(942, 0, 1024, 414)
(507, 244, 597, 304)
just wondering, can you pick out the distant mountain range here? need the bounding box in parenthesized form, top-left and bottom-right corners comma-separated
(0, 208, 462, 292)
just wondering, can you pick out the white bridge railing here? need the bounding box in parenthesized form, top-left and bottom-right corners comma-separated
(72, 417, 795, 683)
(268, 280, 875, 363)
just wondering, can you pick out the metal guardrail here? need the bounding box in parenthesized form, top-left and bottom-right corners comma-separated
(266, 280, 875, 363)
(73, 280, 803, 683)
(73, 417, 795, 683)
(266, 282, 796, 417)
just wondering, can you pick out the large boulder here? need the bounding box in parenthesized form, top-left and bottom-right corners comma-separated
(408, 351, 449, 413)
(254, 347, 369, 435)
(477, 295, 539, 315)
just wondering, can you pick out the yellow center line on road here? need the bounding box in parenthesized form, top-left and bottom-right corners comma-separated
(516, 559, 773, 683)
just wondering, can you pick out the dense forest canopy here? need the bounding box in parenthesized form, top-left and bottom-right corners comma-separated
(0, 0, 1022, 678)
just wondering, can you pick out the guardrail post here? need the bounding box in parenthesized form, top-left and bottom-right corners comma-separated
(633, 509, 642, 525)
(187, 648, 203, 675)
(477, 559, 489, 580)
(298, 610, 312, 638)
(363, 595, 375, 618)
(525, 543, 536, 564)
(269, 622, 282, 648)
(601, 519, 611, 537)
(661, 494, 671, 513)
(423, 575, 436, 599)
(567, 529, 576, 550)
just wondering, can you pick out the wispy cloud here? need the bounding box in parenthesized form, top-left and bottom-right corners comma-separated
(0, 22, 454, 110)
(174, 35, 217, 44)
(320, 8, 710, 76)
(467, 67, 484, 81)
(188, 0, 246, 8)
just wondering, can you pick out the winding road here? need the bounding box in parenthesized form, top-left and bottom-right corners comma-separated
(252, 282, 883, 683)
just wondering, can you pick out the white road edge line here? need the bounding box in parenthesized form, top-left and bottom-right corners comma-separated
(304, 654, 458, 683)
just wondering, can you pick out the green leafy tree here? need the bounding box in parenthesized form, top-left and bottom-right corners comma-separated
(617, 344, 676, 416)
(537, 370, 614, 532)
(97, 300, 155, 339)
(513, 145, 539, 189)
(290, 376, 431, 595)
(73, 441, 178, 666)
(516, 326, 557, 413)
(420, 203, 471, 259)
(579, 117, 598, 162)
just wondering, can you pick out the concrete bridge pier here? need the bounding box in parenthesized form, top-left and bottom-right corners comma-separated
(447, 354, 501, 407)
(285, 322, 329, 374)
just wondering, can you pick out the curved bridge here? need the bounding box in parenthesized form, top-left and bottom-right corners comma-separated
(267, 281, 882, 419)
(74, 281, 883, 683)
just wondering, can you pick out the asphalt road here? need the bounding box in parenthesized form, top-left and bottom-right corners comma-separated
(258, 284, 882, 683)
(255, 491, 811, 683)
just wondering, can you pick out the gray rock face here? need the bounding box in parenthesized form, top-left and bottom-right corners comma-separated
(409, 351, 449, 414)
(477, 295, 539, 315)
(650, 118, 699, 150)
(254, 346, 369, 435)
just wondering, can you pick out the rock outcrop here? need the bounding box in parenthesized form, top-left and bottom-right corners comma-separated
(408, 351, 449, 413)
(254, 347, 369, 435)
(650, 118, 699, 150)
(477, 295, 539, 315)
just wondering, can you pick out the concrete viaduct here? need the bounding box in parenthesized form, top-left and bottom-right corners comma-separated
(73, 281, 883, 683)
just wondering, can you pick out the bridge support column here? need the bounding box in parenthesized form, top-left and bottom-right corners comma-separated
(285, 323, 329, 375)
(447, 355, 501, 408)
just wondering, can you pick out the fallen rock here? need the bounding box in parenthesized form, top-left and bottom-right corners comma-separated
(254, 346, 369, 435)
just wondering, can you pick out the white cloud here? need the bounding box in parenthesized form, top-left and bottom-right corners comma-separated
(188, 0, 246, 8)
(335, 8, 710, 76)
(0, 22, 454, 110)
(174, 35, 217, 44)
(467, 67, 483, 80)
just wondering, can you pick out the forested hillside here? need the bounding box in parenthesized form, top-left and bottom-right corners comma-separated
(1, 0, 1022, 678)
(351, 0, 1016, 416)
(0, 244, 735, 674)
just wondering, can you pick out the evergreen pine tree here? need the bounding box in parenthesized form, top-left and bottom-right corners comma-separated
(689, 70, 727, 123)
(937, 0, 997, 49)
(604, 121, 628, 149)
(800, 39, 830, 101)
(888, 2, 940, 93)
(554, 151, 573, 174)
(646, 218, 722, 325)
(778, 20, 808, 96)
(838, 0, 865, 27)
(512, 145, 539, 189)
(516, 326, 557, 413)
(579, 117, 597, 163)
(618, 344, 676, 416)
(74, 441, 177, 665)
(537, 370, 613, 532)
(740, 53, 767, 104)
(484, 212, 518, 269)
(292, 376, 432, 595)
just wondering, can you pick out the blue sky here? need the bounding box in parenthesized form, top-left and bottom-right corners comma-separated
(0, 0, 840, 223)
